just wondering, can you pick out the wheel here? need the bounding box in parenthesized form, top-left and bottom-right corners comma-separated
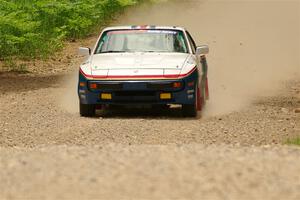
(182, 104, 197, 117)
(80, 103, 96, 117)
(182, 86, 201, 117)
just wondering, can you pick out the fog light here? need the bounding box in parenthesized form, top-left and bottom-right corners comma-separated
(79, 82, 86, 87)
(160, 93, 171, 99)
(90, 83, 97, 89)
(101, 93, 112, 100)
(173, 82, 182, 88)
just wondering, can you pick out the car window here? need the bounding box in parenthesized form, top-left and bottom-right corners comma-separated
(95, 29, 189, 54)
(186, 31, 197, 54)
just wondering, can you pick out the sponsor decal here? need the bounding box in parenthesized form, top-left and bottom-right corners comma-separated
(107, 30, 177, 35)
(147, 30, 177, 34)
(108, 30, 147, 35)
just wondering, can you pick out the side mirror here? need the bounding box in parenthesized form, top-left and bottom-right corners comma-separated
(196, 45, 209, 55)
(79, 47, 91, 56)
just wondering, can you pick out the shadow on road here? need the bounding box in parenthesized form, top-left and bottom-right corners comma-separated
(0, 73, 67, 94)
(96, 106, 201, 120)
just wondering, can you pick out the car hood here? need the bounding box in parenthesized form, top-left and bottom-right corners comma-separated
(89, 53, 190, 77)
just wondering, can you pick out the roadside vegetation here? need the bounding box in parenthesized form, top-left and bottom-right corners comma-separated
(0, 0, 143, 71)
(286, 138, 300, 146)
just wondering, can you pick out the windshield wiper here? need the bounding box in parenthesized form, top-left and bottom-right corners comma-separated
(143, 50, 169, 53)
(100, 50, 126, 54)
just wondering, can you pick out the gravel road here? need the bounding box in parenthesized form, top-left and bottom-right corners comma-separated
(1, 145, 300, 200)
(1, 0, 300, 199)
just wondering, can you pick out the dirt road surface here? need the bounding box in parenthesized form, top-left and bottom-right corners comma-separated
(1, 0, 300, 199)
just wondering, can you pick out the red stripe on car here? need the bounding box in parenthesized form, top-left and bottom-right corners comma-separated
(79, 67, 197, 80)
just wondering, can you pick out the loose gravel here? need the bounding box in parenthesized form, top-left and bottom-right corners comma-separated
(1, 1, 300, 199)
(1, 145, 300, 200)
(0, 74, 300, 200)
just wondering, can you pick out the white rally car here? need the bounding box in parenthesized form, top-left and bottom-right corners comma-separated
(78, 25, 209, 117)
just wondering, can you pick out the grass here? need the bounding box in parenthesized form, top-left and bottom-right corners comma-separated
(1, 58, 29, 73)
(286, 138, 300, 146)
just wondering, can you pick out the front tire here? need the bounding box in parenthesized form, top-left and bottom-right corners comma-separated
(182, 86, 200, 117)
(80, 103, 96, 117)
(182, 104, 197, 117)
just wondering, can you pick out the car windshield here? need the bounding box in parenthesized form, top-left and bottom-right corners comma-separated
(95, 29, 188, 54)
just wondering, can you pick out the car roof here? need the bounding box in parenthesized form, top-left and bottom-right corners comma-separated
(102, 25, 186, 32)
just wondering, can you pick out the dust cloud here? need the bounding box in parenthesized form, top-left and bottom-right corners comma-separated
(115, 0, 300, 115)
(60, 70, 79, 114)
(62, 0, 300, 116)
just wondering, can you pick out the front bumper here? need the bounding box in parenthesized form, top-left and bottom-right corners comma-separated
(78, 69, 199, 105)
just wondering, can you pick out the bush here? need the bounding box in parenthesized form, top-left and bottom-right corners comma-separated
(0, 0, 142, 60)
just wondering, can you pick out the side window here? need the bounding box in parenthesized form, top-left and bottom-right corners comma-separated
(186, 31, 197, 54)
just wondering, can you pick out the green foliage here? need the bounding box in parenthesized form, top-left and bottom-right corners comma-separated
(1, 57, 29, 73)
(286, 138, 300, 146)
(0, 0, 142, 59)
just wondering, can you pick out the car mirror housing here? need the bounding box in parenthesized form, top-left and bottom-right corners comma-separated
(196, 45, 209, 55)
(79, 47, 91, 56)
